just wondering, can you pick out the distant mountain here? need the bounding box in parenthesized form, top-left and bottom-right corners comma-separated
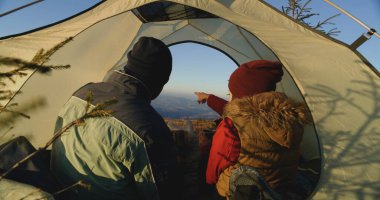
(152, 93, 219, 119)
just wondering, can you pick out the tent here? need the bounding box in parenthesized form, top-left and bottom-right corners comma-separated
(0, 0, 379, 199)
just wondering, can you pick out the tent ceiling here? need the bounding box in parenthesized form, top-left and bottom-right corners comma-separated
(132, 1, 217, 23)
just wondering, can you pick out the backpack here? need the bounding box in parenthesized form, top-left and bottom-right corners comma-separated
(229, 165, 282, 200)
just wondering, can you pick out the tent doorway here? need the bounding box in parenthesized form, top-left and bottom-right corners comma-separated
(152, 41, 322, 199)
(152, 42, 236, 119)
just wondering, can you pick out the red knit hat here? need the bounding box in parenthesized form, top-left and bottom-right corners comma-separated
(228, 60, 283, 99)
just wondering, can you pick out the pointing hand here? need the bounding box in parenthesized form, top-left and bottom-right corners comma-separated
(194, 92, 210, 104)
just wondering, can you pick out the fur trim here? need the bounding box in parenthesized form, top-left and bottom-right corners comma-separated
(225, 92, 311, 129)
(224, 92, 312, 148)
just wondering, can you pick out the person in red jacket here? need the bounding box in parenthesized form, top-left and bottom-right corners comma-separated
(195, 60, 284, 185)
(196, 60, 312, 199)
(194, 92, 240, 185)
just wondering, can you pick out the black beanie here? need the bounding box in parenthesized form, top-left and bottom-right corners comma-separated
(124, 37, 172, 99)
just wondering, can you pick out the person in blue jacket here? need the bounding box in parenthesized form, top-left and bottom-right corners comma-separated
(51, 37, 180, 200)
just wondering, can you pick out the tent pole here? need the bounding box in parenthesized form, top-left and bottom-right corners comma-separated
(323, 0, 379, 39)
(0, 0, 44, 18)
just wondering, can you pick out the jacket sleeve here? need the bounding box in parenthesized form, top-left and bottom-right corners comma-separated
(121, 140, 160, 200)
(207, 95, 228, 116)
(206, 118, 241, 184)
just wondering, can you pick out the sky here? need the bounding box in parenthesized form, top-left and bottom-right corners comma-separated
(0, 0, 379, 99)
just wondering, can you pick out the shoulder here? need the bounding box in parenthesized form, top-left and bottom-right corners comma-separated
(218, 117, 237, 131)
(215, 117, 239, 139)
(73, 82, 120, 99)
(222, 117, 235, 127)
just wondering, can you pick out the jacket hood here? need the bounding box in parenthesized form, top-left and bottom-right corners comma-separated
(224, 92, 312, 148)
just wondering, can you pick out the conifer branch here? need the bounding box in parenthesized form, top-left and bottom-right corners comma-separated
(295, 0, 312, 20)
(52, 180, 91, 197)
(85, 91, 94, 112)
(0, 101, 31, 120)
(281, 0, 340, 36)
(0, 106, 30, 119)
(291, 0, 295, 18)
(326, 27, 341, 37)
(313, 13, 341, 36)
(0, 37, 72, 84)
(31, 37, 73, 64)
(0, 37, 72, 120)
(0, 92, 117, 181)
(0, 56, 70, 78)
(0, 90, 14, 101)
(0, 98, 46, 129)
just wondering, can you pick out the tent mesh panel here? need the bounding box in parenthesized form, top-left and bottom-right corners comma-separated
(132, 1, 217, 23)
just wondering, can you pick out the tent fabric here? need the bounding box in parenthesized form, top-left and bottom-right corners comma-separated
(0, 0, 379, 199)
(0, 179, 54, 200)
(132, 1, 217, 23)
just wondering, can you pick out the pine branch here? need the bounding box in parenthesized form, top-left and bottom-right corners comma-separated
(85, 91, 94, 112)
(91, 98, 118, 112)
(0, 93, 117, 181)
(0, 101, 31, 122)
(0, 38, 72, 119)
(3, 102, 19, 108)
(0, 37, 72, 82)
(31, 37, 73, 64)
(0, 90, 13, 94)
(282, 0, 340, 36)
(52, 180, 91, 197)
(31, 49, 45, 64)
(297, 0, 313, 19)
(313, 13, 340, 30)
(0, 56, 31, 67)
(0, 90, 14, 101)
(291, 0, 296, 18)
(326, 28, 341, 37)
(298, 13, 319, 22)
(294, 0, 309, 20)
(0, 98, 46, 128)
(0, 56, 70, 76)
(0, 106, 31, 119)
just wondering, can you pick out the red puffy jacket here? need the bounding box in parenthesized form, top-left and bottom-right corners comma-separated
(205, 95, 241, 184)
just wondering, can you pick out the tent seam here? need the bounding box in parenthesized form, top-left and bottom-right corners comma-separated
(188, 21, 253, 60)
(236, 25, 264, 59)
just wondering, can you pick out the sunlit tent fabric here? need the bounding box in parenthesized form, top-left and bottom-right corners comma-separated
(0, 0, 379, 199)
(0, 179, 53, 200)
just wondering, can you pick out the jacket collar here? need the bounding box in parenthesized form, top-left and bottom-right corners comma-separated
(106, 70, 151, 102)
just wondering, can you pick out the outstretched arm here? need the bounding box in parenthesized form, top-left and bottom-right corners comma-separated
(194, 92, 228, 116)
